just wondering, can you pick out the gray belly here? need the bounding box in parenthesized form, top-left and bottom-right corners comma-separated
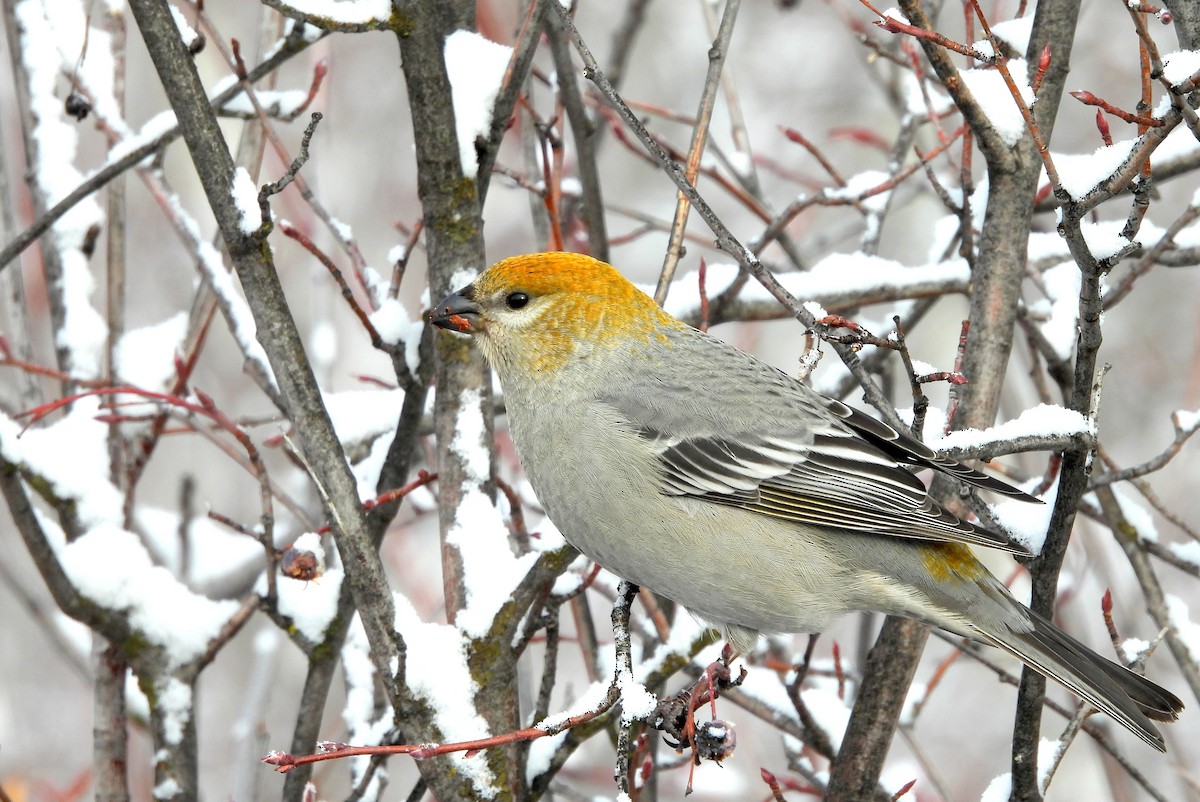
(506, 397, 916, 637)
(531, 448, 870, 634)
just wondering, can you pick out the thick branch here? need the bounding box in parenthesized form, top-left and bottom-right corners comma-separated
(126, 0, 402, 708)
(393, 1, 523, 798)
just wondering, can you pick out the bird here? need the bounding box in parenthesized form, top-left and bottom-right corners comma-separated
(430, 251, 1183, 750)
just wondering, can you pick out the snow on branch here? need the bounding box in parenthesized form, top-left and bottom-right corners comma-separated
(446, 388, 538, 638)
(444, 31, 513, 179)
(393, 594, 499, 797)
(60, 525, 243, 666)
(931, 403, 1094, 459)
(261, 0, 392, 29)
(12, 0, 107, 378)
(0, 398, 123, 527)
(648, 255, 969, 325)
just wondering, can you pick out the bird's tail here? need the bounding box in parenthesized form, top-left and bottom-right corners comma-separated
(982, 611, 1183, 751)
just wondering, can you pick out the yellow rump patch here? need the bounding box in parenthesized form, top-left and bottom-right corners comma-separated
(920, 542, 987, 583)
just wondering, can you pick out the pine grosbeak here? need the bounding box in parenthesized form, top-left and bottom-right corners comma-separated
(432, 252, 1182, 749)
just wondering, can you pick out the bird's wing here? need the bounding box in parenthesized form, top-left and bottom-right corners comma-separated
(640, 422, 1030, 553)
(607, 327, 1037, 554)
(818, 395, 1037, 501)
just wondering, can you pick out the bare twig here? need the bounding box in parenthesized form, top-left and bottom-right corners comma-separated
(654, 0, 740, 304)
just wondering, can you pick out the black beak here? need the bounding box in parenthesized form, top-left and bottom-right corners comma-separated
(430, 286, 481, 333)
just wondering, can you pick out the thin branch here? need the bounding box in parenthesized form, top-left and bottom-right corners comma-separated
(544, 8, 608, 260)
(654, 0, 740, 304)
(549, 1, 906, 430)
(1093, 478, 1200, 704)
(0, 23, 324, 272)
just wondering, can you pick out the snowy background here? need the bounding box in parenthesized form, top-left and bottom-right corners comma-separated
(1, 0, 1199, 800)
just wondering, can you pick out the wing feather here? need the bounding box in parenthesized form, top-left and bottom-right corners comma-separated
(613, 326, 1039, 555)
(820, 398, 1038, 500)
(646, 427, 1033, 555)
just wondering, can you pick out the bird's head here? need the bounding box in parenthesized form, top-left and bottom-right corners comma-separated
(431, 252, 681, 375)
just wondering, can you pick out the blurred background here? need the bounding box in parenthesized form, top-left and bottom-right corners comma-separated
(2, 0, 1199, 799)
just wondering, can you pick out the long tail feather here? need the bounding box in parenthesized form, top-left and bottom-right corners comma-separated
(983, 612, 1183, 751)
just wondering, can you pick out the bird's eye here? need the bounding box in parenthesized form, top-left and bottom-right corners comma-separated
(505, 292, 530, 310)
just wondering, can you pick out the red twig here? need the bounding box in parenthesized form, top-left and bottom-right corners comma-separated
(388, 217, 424, 300)
(761, 768, 821, 800)
(305, 471, 439, 537)
(280, 221, 383, 347)
(1031, 44, 1052, 94)
(0, 348, 108, 389)
(1094, 109, 1114, 147)
(1070, 90, 1163, 128)
(782, 127, 847, 184)
(828, 126, 893, 153)
(914, 371, 968, 385)
(944, 320, 970, 431)
(1102, 588, 1123, 658)
(264, 687, 620, 773)
(832, 641, 846, 700)
(493, 474, 528, 542)
(363, 471, 438, 513)
(761, 767, 789, 802)
(19, 385, 280, 593)
(862, 0, 993, 62)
